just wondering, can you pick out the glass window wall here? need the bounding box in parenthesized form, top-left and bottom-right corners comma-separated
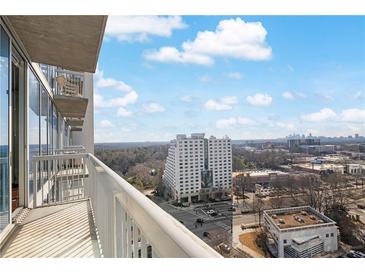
(0, 26, 10, 232)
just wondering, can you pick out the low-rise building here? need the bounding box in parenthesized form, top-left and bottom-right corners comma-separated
(300, 145, 336, 154)
(263, 206, 338, 258)
(293, 163, 345, 174)
(345, 164, 365, 175)
(233, 170, 289, 192)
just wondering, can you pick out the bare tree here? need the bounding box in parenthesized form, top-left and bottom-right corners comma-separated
(253, 197, 265, 226)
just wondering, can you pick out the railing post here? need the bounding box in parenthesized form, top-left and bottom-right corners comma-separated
(140, 235, 147, 258)
(33, 159, 37, 208)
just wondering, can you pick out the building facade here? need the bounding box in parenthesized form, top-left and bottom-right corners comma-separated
(287, 135, 320, 153)
(163, 133, 232, 202)
(0, 15, 105, 235)
(263, 206, 338, 258)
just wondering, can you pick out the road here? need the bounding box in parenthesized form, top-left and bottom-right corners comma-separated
(154, 198, 233, 239)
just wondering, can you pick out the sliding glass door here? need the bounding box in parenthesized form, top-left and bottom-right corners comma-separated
(28, 71, 40, 200)
(0, 26, 10, 232)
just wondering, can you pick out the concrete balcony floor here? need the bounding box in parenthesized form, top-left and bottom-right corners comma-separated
(1, 200, 101, 258)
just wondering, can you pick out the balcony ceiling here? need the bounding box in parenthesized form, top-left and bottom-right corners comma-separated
(7, 16, 107, 73)
(53, 95, 88, 118)
(67, 118, 84, 127)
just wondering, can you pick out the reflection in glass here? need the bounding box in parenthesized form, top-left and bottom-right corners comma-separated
(40, 88, 48, 155)
(0, 26, 10, 232)
(28, 71, 40, 198)
(52, 106, 58, 151)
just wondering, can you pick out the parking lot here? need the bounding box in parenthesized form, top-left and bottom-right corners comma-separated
(154, 199, 233, 240)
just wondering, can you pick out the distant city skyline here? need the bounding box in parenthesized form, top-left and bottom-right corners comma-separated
(94, 16, 365, 142)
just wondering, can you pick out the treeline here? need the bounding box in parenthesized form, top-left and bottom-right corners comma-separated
(232, 145, 289, 171)
(95, 145, 169, 190)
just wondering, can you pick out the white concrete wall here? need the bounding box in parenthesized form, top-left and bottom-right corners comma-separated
(71, 73, 94, 154)
(208, 137, 232, 190)
(164, 134, 232, 201)
(265, 218, 338, 257)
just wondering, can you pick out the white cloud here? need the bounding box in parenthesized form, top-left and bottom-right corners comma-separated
(199, 74, 211, 82)
(227, 72, 243, 80)
(246, 93, 272, 107)
(276, 122, 296, 130)
(282, 91, 294, 100)
(282, 91, 306, 100)
(117, 107, 133, 117)
(216, 117, 237, 129)
(237, 117, 256, 125)
(204, 96, 238, 111)
(216, 116, 255, 129)
(352, 90, 364, 100)
(144, 46, 214, 66)
(98, 120, 114, 128)
(339, 108, 365, 123)
(301, 108, 337, 122)
(94, 68, 138, 108)
(180, 95, 193, 102)
(144, 17, 272, 65)
(105, 16, 187, 42)
(142, 102, 165, 113)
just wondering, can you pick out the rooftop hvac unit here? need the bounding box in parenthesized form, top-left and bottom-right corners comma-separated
(279, 218, 285, 224)
(301, 211, 308, 216)
(272, 214, 278, 219)
(309, 215, 316, 220)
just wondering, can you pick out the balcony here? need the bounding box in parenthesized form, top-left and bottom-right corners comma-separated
(53, 69, 88, 119)
(0, 152, 221, 258)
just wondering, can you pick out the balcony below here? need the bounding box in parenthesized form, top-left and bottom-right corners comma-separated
(1, 200, 101, 258)
(53, 70, 88, 119)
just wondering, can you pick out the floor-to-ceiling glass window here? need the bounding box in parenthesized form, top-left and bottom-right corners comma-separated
(28, 71, 40, 198)
(0, 26, 10, 232)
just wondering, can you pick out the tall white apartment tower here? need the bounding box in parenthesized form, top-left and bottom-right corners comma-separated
(163, 133, 232, 202)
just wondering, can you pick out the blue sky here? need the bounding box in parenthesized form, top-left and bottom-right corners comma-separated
(94, 16, 365, 142)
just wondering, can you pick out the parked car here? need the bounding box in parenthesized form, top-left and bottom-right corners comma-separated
(218, 243, 231, 254)
(203, 231, 210, 237)
(196, 218, 204, 224)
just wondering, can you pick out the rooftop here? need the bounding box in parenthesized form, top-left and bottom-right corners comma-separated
(233, 170, 288, 177)
(293, 163, 345, 171)
(264, 206, 336, 230)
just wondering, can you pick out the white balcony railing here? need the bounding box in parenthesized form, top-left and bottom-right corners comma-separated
(54, 69, 84, 97)
(54, 145, 86, 154)
(31, 153, 222, 258)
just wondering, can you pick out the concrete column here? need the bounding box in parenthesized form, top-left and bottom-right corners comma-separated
(278, 235, 284, 258)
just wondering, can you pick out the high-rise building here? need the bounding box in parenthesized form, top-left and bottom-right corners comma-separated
(287, 135, 320, 152)
(163, 133, 232, 202)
